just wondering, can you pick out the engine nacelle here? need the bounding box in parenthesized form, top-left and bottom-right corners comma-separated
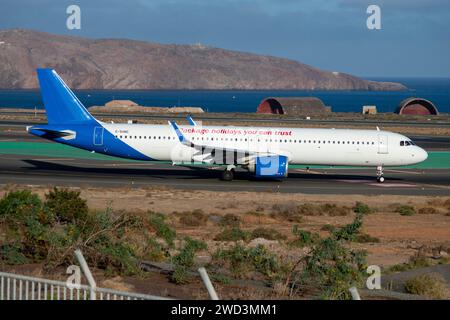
(247, 155, 289, 178)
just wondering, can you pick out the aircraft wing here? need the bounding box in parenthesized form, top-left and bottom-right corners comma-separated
(169, 121, 280, 164)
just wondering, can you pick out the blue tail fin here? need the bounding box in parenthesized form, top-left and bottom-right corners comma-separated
(37, 69, 96, 125)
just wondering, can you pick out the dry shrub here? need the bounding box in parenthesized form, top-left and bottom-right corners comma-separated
(395, 205, 416, 216)
(296, 203, 321, 216)
(178, 209, 208, 227)
(251, 227, 286, 241)
(427, 198, 450, 210)
(444, 199, 450, 209)
(271, 202, 350, 222)
(404, 273, 448, 299)
(321, 204, 350, 216)
(214, 227, 250, 242)
(354, 233, 380, 243)
(418, 207, 439, 215)
(219, 214, 241, 227)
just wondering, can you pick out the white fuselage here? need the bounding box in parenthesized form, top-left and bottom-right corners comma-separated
(101, 123, 428, 167)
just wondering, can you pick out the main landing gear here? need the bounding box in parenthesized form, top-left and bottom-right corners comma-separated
(221, 165, 235, 181)
(376, 165, 385, 183)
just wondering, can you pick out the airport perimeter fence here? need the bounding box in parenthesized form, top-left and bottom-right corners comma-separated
(0, 271, 171, 300)
(0, 249, 220, 301)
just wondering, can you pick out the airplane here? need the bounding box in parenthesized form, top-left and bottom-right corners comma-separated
(27, 69, 428, 182)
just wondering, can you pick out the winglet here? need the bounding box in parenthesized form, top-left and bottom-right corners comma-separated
(169, 121, 186, 143)
(186, 115, 197, 126)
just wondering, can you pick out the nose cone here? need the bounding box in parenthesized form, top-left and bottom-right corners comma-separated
(412, 147, 428, 164)
(419, 148, 428, 163)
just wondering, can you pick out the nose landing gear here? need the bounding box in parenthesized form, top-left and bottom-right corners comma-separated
(376, 165, 385, 183)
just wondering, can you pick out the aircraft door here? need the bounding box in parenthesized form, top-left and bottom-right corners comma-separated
(94, 127, 104, 146)
(378, 134, 388, 154)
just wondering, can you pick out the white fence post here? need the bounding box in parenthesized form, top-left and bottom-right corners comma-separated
(198, 267, 219, 300)
(349, 286, 361, 300)
(75, 249, 96, 300)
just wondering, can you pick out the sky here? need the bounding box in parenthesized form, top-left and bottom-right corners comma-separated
(1, 0, 449, 77)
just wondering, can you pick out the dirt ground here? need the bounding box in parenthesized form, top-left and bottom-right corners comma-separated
(2, 185, 449, 269)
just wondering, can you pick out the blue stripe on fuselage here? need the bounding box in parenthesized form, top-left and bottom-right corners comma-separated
(28, 124, 153, 161)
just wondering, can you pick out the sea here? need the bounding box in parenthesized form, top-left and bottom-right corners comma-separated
(0, 78, 449, 114)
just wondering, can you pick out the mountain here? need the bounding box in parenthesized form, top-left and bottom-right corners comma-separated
(0, 29, 406, 91)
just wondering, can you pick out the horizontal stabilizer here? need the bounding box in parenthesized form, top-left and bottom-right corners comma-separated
(27, 126, 76, 140)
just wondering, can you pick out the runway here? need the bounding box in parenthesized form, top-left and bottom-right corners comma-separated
(0, 154, 449, 195)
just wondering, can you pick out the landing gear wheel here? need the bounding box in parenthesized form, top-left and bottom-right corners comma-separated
(221, 170, 234, 181)
(376, 165, 385, 183)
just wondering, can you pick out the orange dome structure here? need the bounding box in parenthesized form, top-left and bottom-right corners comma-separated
(395, 97, 438, 115)
(257, 97, 331, 115)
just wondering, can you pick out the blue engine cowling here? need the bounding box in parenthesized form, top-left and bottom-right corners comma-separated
(254, 155, 289, 178)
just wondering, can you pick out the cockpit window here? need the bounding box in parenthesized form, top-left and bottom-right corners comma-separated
(400, 140, 416, 146)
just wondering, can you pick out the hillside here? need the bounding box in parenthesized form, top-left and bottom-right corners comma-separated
(0, 29, 406, 91)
